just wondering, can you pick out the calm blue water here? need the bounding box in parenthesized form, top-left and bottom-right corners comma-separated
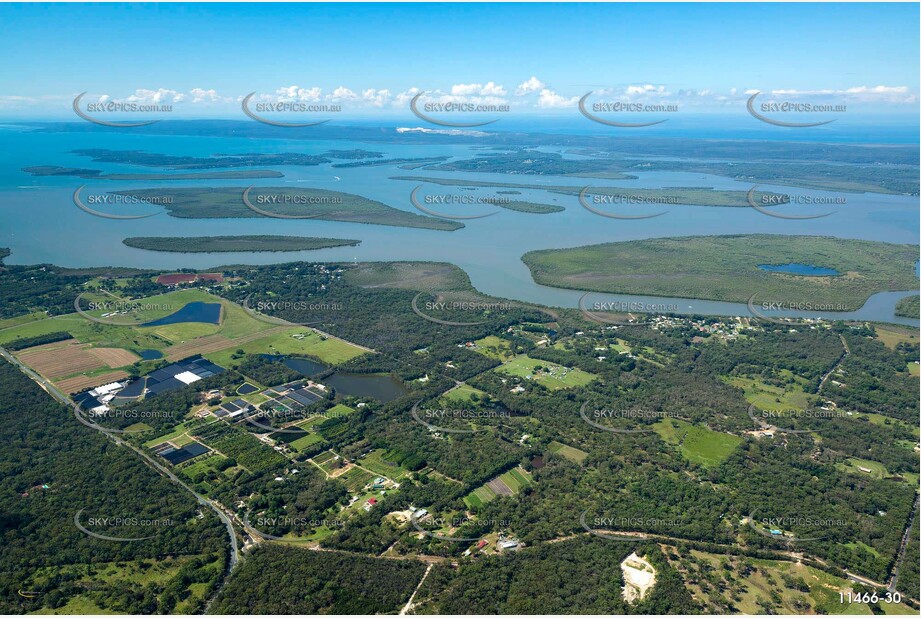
(323, 372, 409, 403)
(142, 302, 222, 327)
(279, 356, 327, 377)
(137, 349, 163, 360)
(269, 354, 409, 403)
(758, 264, 841, 276)
(0, 125, 917, 326)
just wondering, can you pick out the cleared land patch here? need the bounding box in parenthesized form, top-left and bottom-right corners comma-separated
(653, 419, 742, 468)
(494, 355, 596, 390)
(471, 335, 515, 361)
(57, 370, 131, 394)
(548, 440, 588, 464)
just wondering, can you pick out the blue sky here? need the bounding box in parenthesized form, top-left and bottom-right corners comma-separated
(1, 3, 918, 119)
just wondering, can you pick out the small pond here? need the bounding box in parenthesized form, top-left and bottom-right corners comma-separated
(758, 263, 840, 276)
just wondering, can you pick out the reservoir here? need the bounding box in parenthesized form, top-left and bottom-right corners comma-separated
(272, 354, 410, 403)
(142, 301, 222, 327)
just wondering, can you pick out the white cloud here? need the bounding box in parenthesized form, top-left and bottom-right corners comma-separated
(757, 85, 915, 103)
(537, 89, 578, 108)
(124, 88, 185, 104)
(451, 81, 507, 97)
(190, 88, 220, 103)
(362, 88, 391, 107)
(393, 87, 422, 107)
(844, 85, 908, 95)
(395, 127, 488, 137)
(516, 76, 545, 96)
(275, 86, 322, 102)
(328, 86, 358, 100)
(624, 84, 670, 96)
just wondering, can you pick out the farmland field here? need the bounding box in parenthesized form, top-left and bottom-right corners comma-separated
(289, 432, 325, 451)
(196, 424, 287, 473)
(311, 450, 343, 475)
(464, 466, 533, 508)
(333, 466, 375, 492)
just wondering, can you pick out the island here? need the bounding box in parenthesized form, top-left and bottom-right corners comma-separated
(109, 187, 463, 231)
(122, 235, 361, 253)
(23, 165, 283, 181)
(522, 235, 920, 309)
(895, 295, 920, 318)
(392, 176, 787, 207)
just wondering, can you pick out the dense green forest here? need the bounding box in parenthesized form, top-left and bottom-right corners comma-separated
(209, 545, 425, 614)
(0, 360, 228, 614)
(413, 537, 695, 614)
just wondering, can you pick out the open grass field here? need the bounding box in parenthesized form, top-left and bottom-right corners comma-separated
(0, 311, 47, 330)
(143, 421, 198, 448)
(205, 327, 367, 368)
(522, 235, 919, 309)
(472, 335, 515, 361)
(463, 466, 533, 508)
(726, 372, 815, 411)
(178, 453, 228, 478)
(289, 432, 325, 451)
(494, 355, 596, 390)
(835, 457, 889, 480)
(358, 449, 410, 480)
(443, 384, 488, 403)
(653, 419, 743, 468)
(874, 324, 920, 350)
(548, 440, 588, 464)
